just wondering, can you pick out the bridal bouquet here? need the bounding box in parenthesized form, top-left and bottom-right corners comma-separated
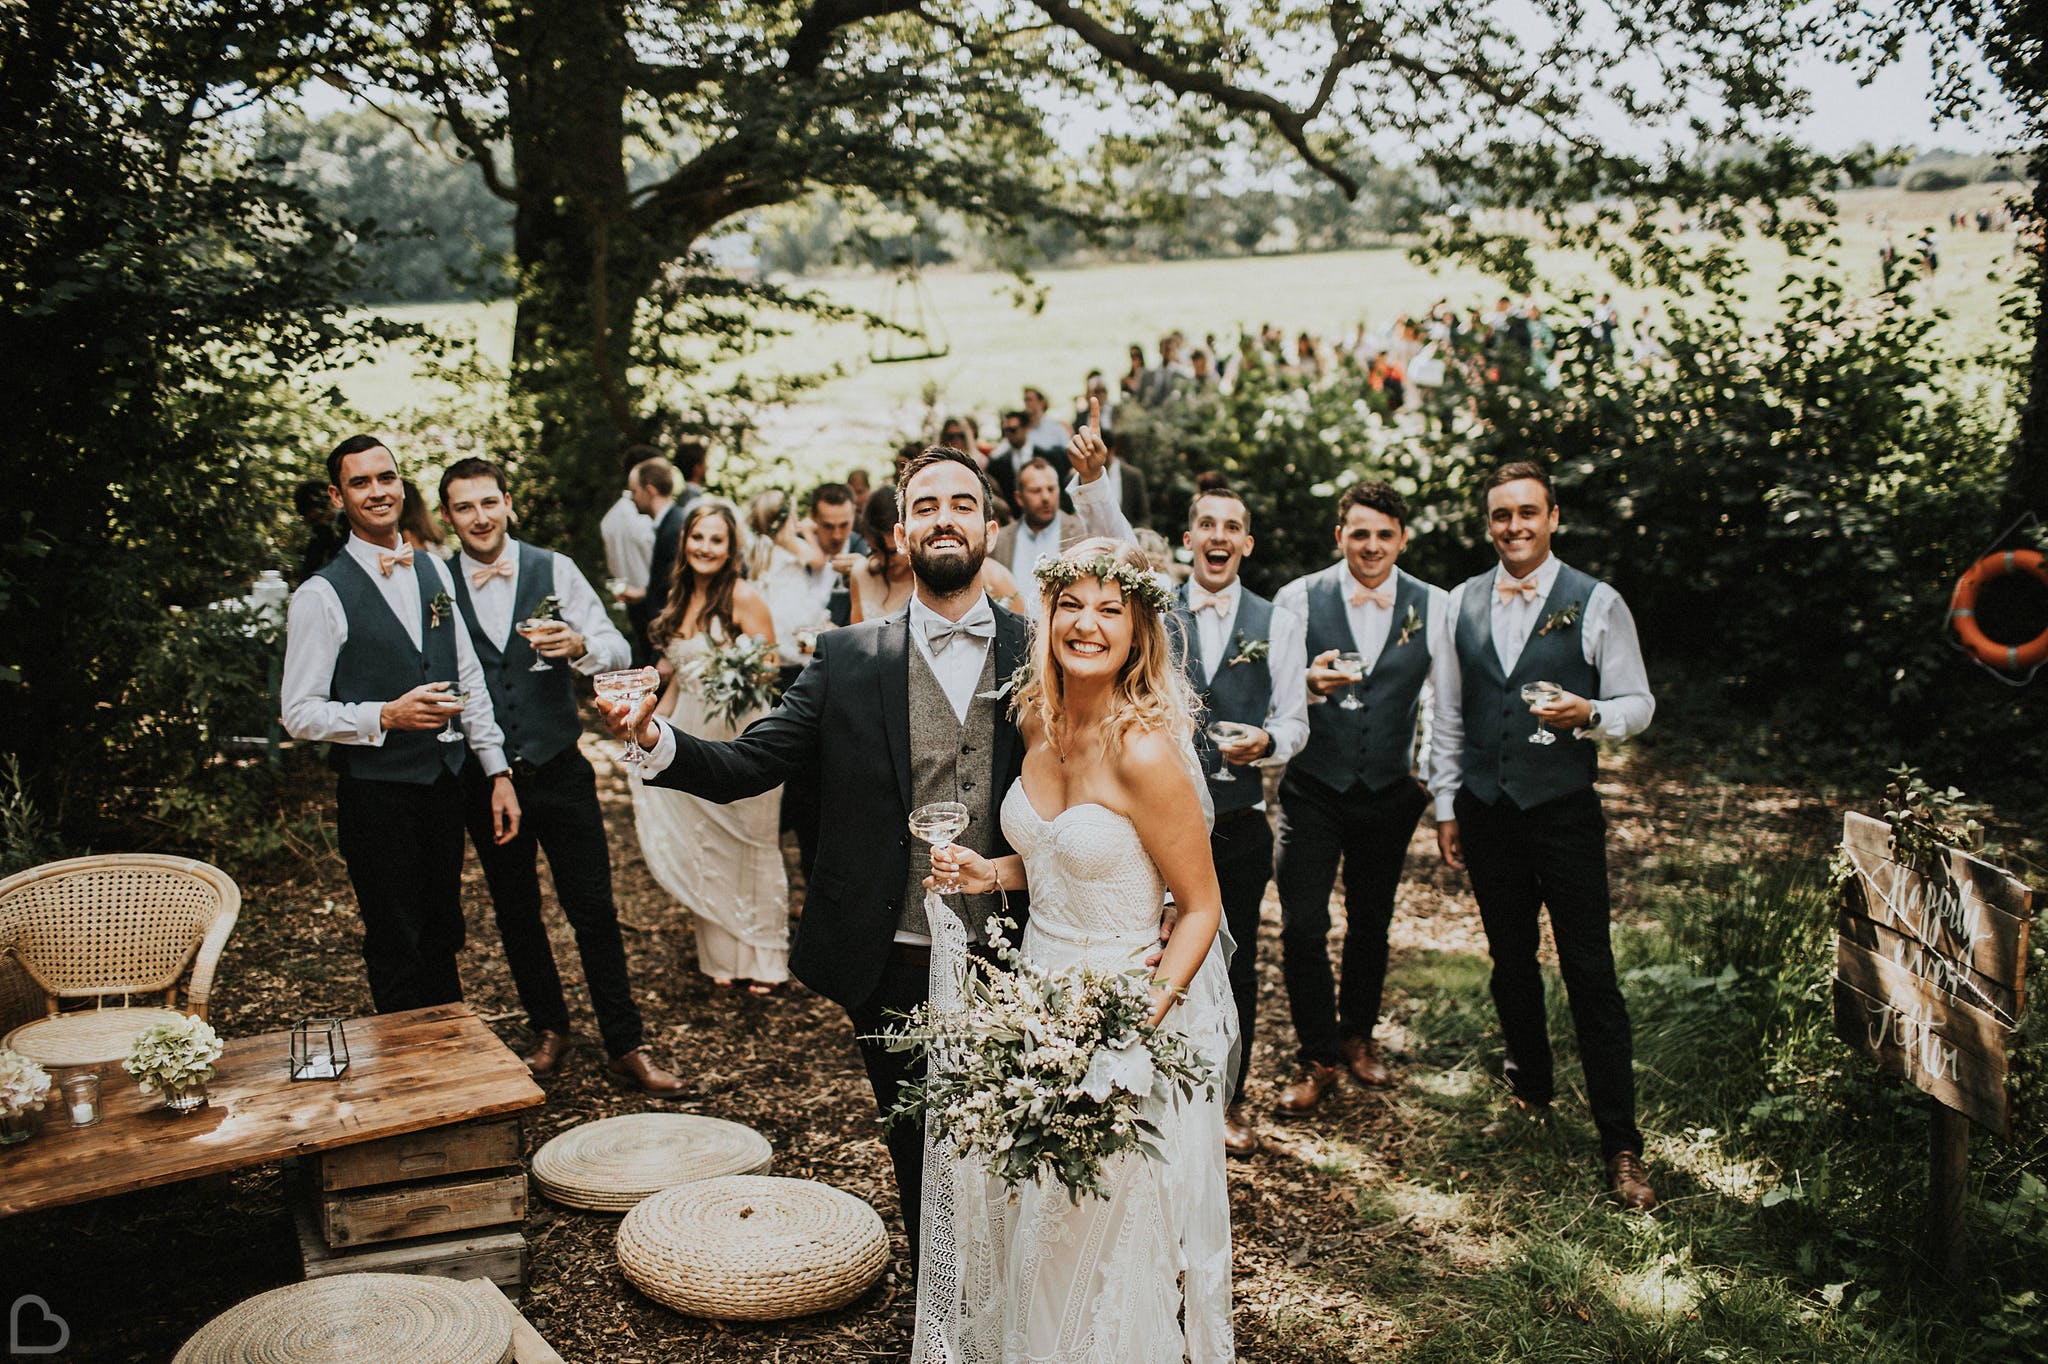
(687, 632, 780, 727)
(883, 927, 1215, 1203)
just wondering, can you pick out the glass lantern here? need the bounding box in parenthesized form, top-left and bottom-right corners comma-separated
(289, 1017, 351, 1081)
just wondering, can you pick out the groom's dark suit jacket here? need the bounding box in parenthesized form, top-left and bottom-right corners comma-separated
(643, 603, 1032, 1010)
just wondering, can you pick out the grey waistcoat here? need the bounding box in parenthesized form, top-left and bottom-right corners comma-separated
(448, 543, 582, 767)
(318, 551, 464, 784)
(1290, 569, 1433, 794)
(901, 642, 1001, 943)
(1453, 562, 1602, 810)
(1176, 584, 1278, 817)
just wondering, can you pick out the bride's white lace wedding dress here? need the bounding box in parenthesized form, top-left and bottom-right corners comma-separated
(914, 779, 1236, 1363)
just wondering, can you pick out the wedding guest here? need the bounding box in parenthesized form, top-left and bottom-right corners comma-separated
(633, 500, 790, 992)
(626, 455, 683, 647)
(1266, 482, 1445, 1122)
(438, 459, 684, 1094)
(744, 488, 821, 647)
(399, 479, 449, 557)
(1429, 460, 1657, 1210)
(281, 435, 519, 1013)
(987, 409, 1070, 511)
(780, 482, 864, 881)
(293, 478, 346, 584)
(1120, 342, 1146, 398)
(601, 445, 658, 666)
(1021, 385, 1068, 456)
(846, 467, 872, 520)
(1102, 431, 1152, 528)
(598, 447, 1032, 1258)
(1069, 371, 1113, 436)
(1171, 485, 1312, 1155)
(991, 458, 1082, 619)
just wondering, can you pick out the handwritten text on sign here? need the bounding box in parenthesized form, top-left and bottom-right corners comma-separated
(1834, 812, 2032, 1135)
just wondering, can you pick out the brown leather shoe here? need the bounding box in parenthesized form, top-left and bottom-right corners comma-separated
(1341, 1036, 1394, 1088)
(1273, 1062, 1341, 1115)
(608, 1048, 687, 1098)
(1479, 1095, 1550, 1140)
(1222, 1102, 1259, 1157)
(1607, 1150, 1657, 1211)
(522, 1029, 573, 1077)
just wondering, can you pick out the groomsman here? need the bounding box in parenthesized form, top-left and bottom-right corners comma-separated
(439, 459, 685, 1096)
(1268, 482, 1445, 1118)
(282, 435, 521, 1014)
(1172, 487, 1308, 1156)
(598, 447, 1031, 1258)
(1428, 460, 1657, 1209)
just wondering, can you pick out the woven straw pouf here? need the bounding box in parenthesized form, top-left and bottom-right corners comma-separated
(4, 1005, 187, 1070)
(531, 1112, 772, 1212)
(173, 1272, 512, 1364)
(617, 1175, 889, 1321)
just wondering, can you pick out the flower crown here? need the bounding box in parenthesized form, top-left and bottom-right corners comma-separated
(1032, 553, 1174, 613)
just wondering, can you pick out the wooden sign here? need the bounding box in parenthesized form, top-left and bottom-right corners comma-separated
(1834, 811, 2033, 1134)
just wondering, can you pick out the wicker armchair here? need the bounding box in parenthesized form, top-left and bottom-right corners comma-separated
(0, 854, 240, 1021)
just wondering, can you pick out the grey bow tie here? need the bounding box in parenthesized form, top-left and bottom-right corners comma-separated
(924, 613, 996, 652)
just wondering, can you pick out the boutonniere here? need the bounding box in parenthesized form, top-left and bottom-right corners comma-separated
(1537, 600, 1583, 637)
(1396, 605, 1424, 648)
(1226, 632, 1269, 667)
(978, 659, 1035, 703)
(428, 591, 453, 629)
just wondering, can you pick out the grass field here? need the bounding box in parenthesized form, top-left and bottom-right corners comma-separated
(334, 183, 2031, 483)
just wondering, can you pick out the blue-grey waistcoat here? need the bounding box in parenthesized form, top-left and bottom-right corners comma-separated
(1453, 561, 1601, 810)
(1174, 582, 1276, 817)
(449, 542, 583, 768)
(318, 551, 465, 783)
(1288, 569, 1433, 794)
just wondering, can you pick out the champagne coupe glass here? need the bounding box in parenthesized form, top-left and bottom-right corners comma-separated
(1332, 651, 1369, 710)
(595, 668, 657, 765)
(1206, 720, 1257, 783)
(1521, 680, 1563, 745)
(518, 617, 556, 671)
(436, 688, 468, 744)
(604, 577, 629, 602)
(909, 800, 972, 897)
(792, 627, 820, 657)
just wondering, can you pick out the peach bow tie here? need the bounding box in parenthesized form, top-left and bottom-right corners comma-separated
(1188, 586, 1231, 616)
(1496, 576, 1540, 602)
(1349, 585, 1393, 609)
(377, 548, 415, 577)
(470, 559, 515, 588)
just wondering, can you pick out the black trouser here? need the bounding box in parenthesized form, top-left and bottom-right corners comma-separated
(1274, 769, 1429, 1068)
(1455, 785, 1642, 1159)
(336, 769, 468, 1014)
(626, 600, 655, 669)
(1211, 807, 1274, 1105)
(461, 750, 645, 1058)
(843, 949, 931, 1260)
(775, 663, 823, 880)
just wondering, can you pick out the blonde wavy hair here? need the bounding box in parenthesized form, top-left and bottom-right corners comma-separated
(1014, 537, 1197, 760)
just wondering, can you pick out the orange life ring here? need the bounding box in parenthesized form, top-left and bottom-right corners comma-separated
(1949, 549, 2048, 672)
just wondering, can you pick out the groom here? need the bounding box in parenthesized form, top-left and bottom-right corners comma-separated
(598, 447, 1030, 1256)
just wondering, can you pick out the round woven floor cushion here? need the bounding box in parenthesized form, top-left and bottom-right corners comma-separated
(4, 1005, 187, 1069)
(173, 1273, 512, 1364)
(531, 1112, 772, 1212)
(617, 1175, 889, 1321)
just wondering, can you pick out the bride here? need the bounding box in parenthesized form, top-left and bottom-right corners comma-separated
(919, 537, 1236, 1363)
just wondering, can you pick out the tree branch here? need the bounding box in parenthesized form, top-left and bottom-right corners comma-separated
(1031, 0, 1362, 197)
(785, 0, 924, 77)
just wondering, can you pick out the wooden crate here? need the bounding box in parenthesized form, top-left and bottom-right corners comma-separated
(295, 1198, 528, 1288)
(317, 1117, 523, 1192)
(320, 1168, 529, 1248)
(462, 1279, 566, 1363)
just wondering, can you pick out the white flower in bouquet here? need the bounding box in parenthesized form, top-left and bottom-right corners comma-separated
(880, 923, 1215, 1204)
(122, 1014, 224, 1094)
(684, 629, 781, 728)
(0, 1048, 51, 1118)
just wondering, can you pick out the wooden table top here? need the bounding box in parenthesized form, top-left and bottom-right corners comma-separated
(0, 1004, 545, 1219)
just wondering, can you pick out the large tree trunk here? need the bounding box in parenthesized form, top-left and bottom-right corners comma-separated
(498, 0, 648, 563)
(2004, 146, 2048, 522)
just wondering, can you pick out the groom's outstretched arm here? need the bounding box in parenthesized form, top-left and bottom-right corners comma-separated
(626, 646, 829, 802)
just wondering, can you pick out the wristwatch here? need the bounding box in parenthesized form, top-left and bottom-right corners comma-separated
(1585, 705, 1603, 731)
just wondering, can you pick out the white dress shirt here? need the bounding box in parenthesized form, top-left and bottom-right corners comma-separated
(455, 539, 629, 676)
(281, 533, 509, 775)
(1186, 578, 1311, 771)
(600, 493, 654, 590)
(1068, 469, 1133, 543)
(1272, 562, 1446, 770)
(1425, 554, 1655, 821)
(1007, 514, 1067, 617)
